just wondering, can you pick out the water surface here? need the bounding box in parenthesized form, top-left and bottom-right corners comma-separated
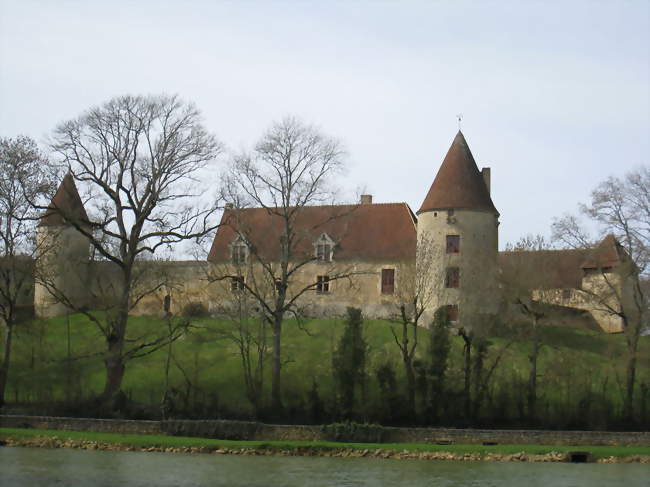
(1, 447, 648, 487)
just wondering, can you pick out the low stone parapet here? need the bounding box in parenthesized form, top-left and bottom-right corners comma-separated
(1, 415, 648, 446)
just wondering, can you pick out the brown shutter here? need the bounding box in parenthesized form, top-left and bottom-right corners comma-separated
(381, 268, 395, 294)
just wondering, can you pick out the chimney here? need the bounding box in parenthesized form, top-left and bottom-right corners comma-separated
(481, 167, 491, 195)
(360, 194, 373, 205)
(225, 202, 234, 209)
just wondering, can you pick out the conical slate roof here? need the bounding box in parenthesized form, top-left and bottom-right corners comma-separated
(39, 173, 89, 226)
(417, 131, 498, 215)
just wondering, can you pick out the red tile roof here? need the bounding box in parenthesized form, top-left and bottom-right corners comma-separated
(39, 174, 89, 227)
(499, 235, 633, 290)
(499, 249, 588, 289)
(208, 203, 417, 263)
(418, 131, 498, 215)
(580, 234, 629, 269)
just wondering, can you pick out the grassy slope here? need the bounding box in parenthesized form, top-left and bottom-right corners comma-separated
(1, 427, 649, 459)
(3, 313, 650, 416)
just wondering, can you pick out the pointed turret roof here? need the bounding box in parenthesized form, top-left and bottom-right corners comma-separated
(39, 173, 89, 226)
(417, 131, 498, 215)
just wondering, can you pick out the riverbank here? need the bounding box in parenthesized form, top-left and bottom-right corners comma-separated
(2, 428, 649, 463)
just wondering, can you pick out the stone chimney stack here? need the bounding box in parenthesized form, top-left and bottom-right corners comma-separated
(360, 194, 373, 204)
(481, 167, 491, 195)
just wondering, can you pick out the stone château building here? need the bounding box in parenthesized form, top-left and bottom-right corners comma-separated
(33, 131, 638, 333)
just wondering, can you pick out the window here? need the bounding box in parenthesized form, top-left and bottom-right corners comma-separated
(381, 268, 395, 294)
(231, 237, 248, 265)
(445, 267, 460, 288)
(275, 278, 284, 292)
(316, 275, 330, 293)
(231, 276, 245, 292)
(314, 233, 334, 262)
(445, 304, 459, 322)
(317, 243, 332, 262)
(446, 235, 460, 254)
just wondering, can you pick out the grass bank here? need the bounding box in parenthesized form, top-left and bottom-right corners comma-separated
(2, 428, 649, 463)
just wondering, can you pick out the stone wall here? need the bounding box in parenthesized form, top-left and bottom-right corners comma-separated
(2, 415, 648, 446)
(0, 415, 162, 435)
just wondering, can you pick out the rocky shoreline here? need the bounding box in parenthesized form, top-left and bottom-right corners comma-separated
(2, 436, 649, 463)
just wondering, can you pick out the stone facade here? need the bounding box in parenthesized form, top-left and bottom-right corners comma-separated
(32, 132, 639, 333)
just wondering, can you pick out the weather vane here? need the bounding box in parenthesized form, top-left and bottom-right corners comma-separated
(456, 113, 463, 130)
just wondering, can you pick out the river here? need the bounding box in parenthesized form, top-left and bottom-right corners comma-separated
(1, 447, 648, 486)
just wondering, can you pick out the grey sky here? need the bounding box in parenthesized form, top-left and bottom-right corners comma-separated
(1, 0, 648, 249)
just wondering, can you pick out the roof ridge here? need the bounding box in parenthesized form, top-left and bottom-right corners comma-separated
(231, 201, 409, 211)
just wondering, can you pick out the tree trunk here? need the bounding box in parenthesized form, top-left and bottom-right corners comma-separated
(0, 322, 15, 408)
(462, 336, 472, 420)
(404, 354, 415, 416)
(527, 320, 540, 422)
(623, 314, 640, 421)
(271, 317, 283, 411)
(103, 337, 126, 401)
(624, 340, 638, 420)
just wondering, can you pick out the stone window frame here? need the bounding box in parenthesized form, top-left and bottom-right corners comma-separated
(229, 235, 249, 265)
(231, 276, 245, 292)
(316, 275, 330, 294)
(314, 233, 335, 262)
(381, 268, 395, 295)
(445, 266, 460, 288)
(446, 234, 460, 254)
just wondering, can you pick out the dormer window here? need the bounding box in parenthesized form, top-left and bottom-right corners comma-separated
(314, 233, 334, 262)
(230, 236, 248, 265)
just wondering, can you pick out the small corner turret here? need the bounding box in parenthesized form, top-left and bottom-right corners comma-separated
(34, 173, 91, 318)
(39, 173, 89, 227)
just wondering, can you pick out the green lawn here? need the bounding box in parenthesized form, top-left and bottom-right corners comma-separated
(3, 312, 649, 423)
(2, 427, 648, 459)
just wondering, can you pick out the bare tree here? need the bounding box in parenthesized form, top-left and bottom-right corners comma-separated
(218, 116, 352, 411)
(45, 94, 223, 405)
(552, 165, 648, 419)
(389, 232, 438, 415)
(501, 234, 555, 422)
(0, 136, 51, 407)
(212, 284, 268, 414)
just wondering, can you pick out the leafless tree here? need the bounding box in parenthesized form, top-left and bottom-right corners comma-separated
(218, 116, 355, 411)
(389, 232, 439, 415)
(552, 165, 648, 419)
(45, 94, 223, 405)
(0, 136, 52, 407)
(211, 283, 268, 414)
(501, 234, 555, 421)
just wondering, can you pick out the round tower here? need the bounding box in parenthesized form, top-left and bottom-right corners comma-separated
(34, 174, 91, 317)
(416, 131, 500, 328)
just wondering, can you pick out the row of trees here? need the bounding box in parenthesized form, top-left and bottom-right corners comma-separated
(1, 92, 648, 424)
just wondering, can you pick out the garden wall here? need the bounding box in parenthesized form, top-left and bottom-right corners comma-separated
(1, 415, 648, 446)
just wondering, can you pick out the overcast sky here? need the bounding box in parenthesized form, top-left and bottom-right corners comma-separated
(1, 0, 648, 249)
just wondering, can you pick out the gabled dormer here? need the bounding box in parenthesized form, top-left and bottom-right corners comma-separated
(229, 235, 249, 265)
(314, 233, 335, 262)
